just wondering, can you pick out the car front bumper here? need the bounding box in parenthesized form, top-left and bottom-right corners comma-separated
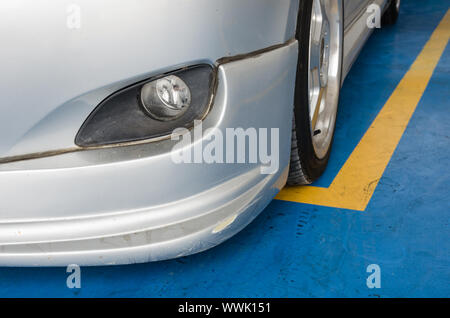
(0, 41, 298, 266)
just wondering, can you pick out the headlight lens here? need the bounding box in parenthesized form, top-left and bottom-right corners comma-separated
(141, 75, 192, 120)
(75, 65, 214, 147)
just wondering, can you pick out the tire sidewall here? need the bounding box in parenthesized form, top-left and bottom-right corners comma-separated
(292, 0, 344, 181)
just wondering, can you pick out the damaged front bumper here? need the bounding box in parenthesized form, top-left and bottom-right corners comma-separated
(0, 41, 298, 266)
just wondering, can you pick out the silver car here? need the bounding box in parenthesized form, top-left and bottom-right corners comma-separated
(0, 0, 400, 266)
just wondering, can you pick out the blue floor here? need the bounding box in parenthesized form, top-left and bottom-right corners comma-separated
(0, 0, 449, 298)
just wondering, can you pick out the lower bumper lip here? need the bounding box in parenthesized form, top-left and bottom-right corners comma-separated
(0, 168, 287, 267)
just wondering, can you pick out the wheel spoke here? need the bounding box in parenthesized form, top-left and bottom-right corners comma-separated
(311, 87, 325, 131)
(310, 0, 323, 43)
(319, 0, 328, 22)
(309, 42, 321, 71)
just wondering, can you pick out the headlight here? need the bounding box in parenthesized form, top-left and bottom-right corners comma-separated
(75, 65, 215, 147)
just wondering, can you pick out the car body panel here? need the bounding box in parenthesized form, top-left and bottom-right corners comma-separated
(343, 0, 388, 80)
(344, 0, 371, 29)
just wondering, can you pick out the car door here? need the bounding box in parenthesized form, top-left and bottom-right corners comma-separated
(344, 0, 371, 30)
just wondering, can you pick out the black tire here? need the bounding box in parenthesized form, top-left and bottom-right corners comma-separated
(287, 0, 344, 185)
(382, 0, 400, 26)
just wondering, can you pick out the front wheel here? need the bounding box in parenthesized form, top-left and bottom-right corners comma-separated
(288, 0, 344, 185)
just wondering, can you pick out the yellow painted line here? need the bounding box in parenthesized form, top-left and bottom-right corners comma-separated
(276, 10, 450, 211)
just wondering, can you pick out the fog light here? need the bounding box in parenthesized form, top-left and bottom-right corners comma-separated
(76, 64, 213, 147)
(140, 75, 191, 121)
